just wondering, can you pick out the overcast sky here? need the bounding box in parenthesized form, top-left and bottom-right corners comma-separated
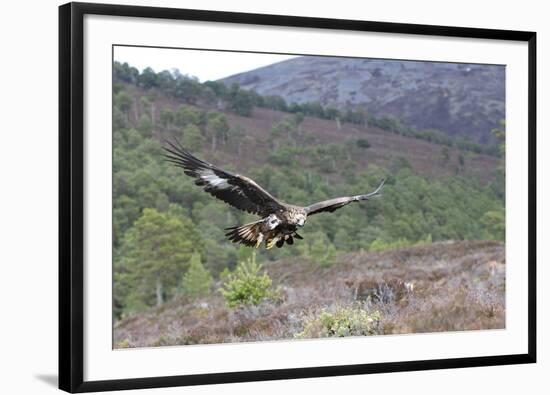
(114, 46, 297, 82)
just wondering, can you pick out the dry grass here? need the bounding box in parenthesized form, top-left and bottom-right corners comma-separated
(114, 240, 504, 348)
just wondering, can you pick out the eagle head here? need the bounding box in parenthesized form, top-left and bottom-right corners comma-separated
(295, 213, 307, 227)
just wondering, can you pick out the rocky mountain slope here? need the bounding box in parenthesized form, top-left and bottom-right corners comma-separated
(222, 56, 505, 145)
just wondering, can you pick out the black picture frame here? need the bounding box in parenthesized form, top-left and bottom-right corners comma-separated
(59, 2, 537, 392)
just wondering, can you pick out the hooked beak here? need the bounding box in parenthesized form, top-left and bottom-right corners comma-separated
(298, 219, 305, 227)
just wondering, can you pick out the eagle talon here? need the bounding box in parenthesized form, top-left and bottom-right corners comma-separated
(255, 233, 264, 248)
(266, 236, 282, 250)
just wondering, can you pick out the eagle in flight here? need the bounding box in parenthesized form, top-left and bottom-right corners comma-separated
(163, 140, 385, 249)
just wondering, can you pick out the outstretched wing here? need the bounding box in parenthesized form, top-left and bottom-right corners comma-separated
(305, 179, 385, 216)
(163, 141, 284, 216)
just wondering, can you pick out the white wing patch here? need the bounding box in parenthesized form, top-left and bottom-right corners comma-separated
(199, 170, 230, 190)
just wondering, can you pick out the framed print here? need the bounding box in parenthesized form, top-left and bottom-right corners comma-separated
(59, 2, 537, 392)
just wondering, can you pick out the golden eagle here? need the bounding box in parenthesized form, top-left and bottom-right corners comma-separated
(163, 141, 385, 249)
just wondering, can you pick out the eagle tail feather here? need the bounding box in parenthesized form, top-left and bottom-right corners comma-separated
(225, 220, 264, 247)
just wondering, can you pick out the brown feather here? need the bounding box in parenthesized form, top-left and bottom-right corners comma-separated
(163, 141, 284, 216)
(225, 220, 264, 247)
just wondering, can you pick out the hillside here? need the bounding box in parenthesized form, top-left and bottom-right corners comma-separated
(112, 62, 505, 322)
(121, 82, 499, 183)
(222, 56, 505, 145)
(114, 240, 505, 347)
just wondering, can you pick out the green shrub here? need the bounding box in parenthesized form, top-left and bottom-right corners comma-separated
(296, 306, 382, 338)
(181, 253, 212, 300)
(219, 253, 278, 308)
(116, 338, 131, 348)
(356, 138, 371, 149)
(481, 209, 505, 241)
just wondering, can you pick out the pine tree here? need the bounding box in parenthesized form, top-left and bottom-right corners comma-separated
(206, 113, 229, 151)
(181, 253, 213, 300)
(219, 253, 276, 308)
(181, 124, 205, 151)
(115, 91, 133, 120)
(309, 231, 336, 267)
(117, 208, 202, 311)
